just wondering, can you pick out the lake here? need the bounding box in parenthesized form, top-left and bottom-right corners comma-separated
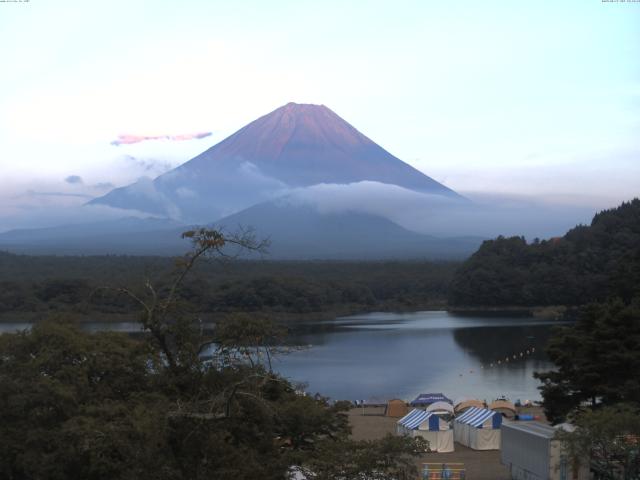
(274, 311, 565, 403)
(0, 311, 565, 403)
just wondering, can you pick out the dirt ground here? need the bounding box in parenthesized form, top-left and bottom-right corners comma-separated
(347, 406, 547, 480)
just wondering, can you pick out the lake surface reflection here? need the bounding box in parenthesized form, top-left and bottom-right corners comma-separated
(275, 311, 565, 403)
(0, 311, 564, 403)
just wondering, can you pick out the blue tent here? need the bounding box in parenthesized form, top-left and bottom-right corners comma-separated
(454, 407, 502, 450)
(398, 409, 441, 431)
(396, 409, 454, 452)
(456, 406, 502, 429)
(410, 392, 452, 407)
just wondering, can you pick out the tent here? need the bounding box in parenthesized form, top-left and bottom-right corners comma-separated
(454, 407, 502, 450)
(426, 401, 455, 415)
(396, 409, 454, 453)
(454, 399, 484, 414)
(385, 399, 408, 418)
(453, 396, 474, 406)
(489, 400, 517, 419)
(410, 393, 452, 407)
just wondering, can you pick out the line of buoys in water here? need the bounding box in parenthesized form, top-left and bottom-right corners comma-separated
(483, 347, 535, 369)
(457, 347, 537, 377)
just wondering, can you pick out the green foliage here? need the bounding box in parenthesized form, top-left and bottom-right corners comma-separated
(0, 256, 458, 318)
(0, 314, 365, 479)
(535, 298, 640, 423)
(449, 199, 640, 307)
(556, 405, 640, 480)
(0, 321, 169, 480)
(0, 230, 426, 479)
(297, 434, 427, 480)
(212, 313, 290, 371)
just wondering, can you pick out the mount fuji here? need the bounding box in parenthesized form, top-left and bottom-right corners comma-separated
(0, 103, 482, 258)
(89, 102, 464, 222)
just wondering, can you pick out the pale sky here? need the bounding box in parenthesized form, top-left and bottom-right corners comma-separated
(0, 0, 638, 230)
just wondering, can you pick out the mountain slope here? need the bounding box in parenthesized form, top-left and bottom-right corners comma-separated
(214, 200, 482, 260)
(89, 103, 463, 222)
(0, 204, 482, 259)
(0, 217, 188, 255)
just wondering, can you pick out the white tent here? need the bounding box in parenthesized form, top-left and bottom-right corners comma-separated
(396, 409, 454, 453)
(454, 407, 502, 450)
(426, 401, 455, 415)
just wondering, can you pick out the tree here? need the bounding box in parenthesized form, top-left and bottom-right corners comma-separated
(0, 229, 426, 479)
(213, 313, 290, 371)
(535, 298, 640, 423)
(103, 227, 269, 373)
(0, 320, 169, 480)
(556, 405, 640, 480)
(297, 435, 428, 480)
(449, 198, 640, 308)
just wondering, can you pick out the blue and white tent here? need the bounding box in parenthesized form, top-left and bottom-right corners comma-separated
(454, 407, 503, 450)
(396, 409, 454, 452)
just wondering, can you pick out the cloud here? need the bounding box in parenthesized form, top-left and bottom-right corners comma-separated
(281, 181, 596, 240)
(175, 187, 197, 199)
(93, 182, 115, 190)
(111, 132, 212, 146)
(64, 175, 84, 184)
(121, 155, 174, 175)
(0, 187, 165, 233)
(25, 190, 92, 199)
(126, 177, 182, 219)
(237, 162, 289, 193)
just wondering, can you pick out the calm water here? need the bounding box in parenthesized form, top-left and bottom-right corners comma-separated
(274, 311, 566, 403)
(0, 322, 145, 334)
(0, 311, 565, 403)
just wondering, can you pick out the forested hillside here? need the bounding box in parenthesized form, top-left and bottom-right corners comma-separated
(0, 254, 457, 320)
(449, 199, 640, 307)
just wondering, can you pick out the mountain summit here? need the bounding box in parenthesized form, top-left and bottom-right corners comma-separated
(90, 102, 462, 221)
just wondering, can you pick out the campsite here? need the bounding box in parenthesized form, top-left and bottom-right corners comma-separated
(348, 394, 562, 480)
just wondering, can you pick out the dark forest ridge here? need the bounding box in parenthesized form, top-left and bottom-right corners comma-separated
(0, 253, 458, 322)
(449, 198, 640, 307)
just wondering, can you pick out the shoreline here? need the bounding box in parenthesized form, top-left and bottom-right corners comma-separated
(447, 305, 570, 319)
(0, 302, 448, 324)
(0, 303, 571, 324)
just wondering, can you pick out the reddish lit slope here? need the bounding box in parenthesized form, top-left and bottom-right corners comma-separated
(185, 102, 459, 193)
(91, 103, 462, 221)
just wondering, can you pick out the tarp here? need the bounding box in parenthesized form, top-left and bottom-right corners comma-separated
(385, 399, 408, 418)
(454, 398, 484, 414)
(489, 400, 517, 419)
(410, 393, 452, 406)
(454, 407, 502, 450)
(453, 396, 474, 406)
(396, 409, 454, 453)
